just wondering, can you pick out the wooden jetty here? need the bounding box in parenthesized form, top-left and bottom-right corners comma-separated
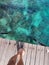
(0, 38, 49, 65)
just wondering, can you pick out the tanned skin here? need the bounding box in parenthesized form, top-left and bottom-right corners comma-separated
(7, 48, 25, 65)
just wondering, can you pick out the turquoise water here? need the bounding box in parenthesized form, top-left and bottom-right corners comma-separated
(0, 0, 49, 46)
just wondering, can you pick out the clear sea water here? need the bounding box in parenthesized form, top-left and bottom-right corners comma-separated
(0, 0, 49, 46)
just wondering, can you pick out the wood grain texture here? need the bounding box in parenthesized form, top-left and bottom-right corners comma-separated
(0, 38, 49, 65)
(30, 44, 37, 65)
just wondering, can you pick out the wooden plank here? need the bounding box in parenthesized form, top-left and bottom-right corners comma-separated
(23, 43, 29, 65)
(0, 39, 9, 65)
(0, 38, 3, 55)
(30, 44, 37, 65)
(25, 44, 32, 65)
(0, 38, 5, 61)
(0, 38, 49, 65)
(3, 40, 17, 65)
(0, 38, 9, 62)
(0, 38, 3, 47)
(35, 45, 44, 65)
(44, 47, 49, 65)
(47, 48, 49, 65)
(14, 41, 18, 55)
(39, 46, 45, 65)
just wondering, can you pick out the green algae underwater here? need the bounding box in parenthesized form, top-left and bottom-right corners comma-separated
(0, 0, 49, 46)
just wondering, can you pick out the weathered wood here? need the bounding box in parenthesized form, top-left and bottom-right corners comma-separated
(0, 38, 3, 60)
(23, 43, 29, 65)
(0, 38, 49, 65)
(0, 39, 9, 62)
(0, 39, 9, 65)
(44, 47, 49, 65)
(25, 44, 32, 65)
(39, 46, 45, 65)
(4, 40, 16, 65)
(35, 45, 44, 65)
(30, 44, 37, 65)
